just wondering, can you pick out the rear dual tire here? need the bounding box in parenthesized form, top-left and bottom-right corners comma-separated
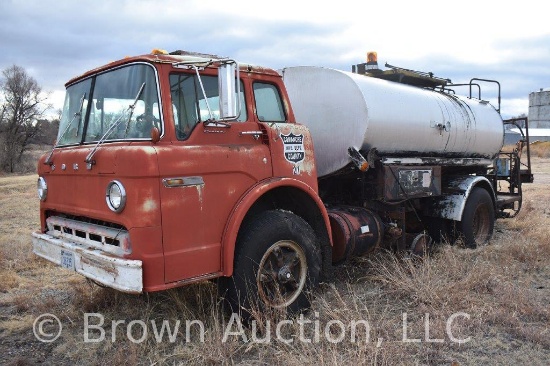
(458, 187, 495, 248)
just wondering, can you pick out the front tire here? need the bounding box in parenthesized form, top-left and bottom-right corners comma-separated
(457, 187, 495, 248)
(219, 210, 321, 318)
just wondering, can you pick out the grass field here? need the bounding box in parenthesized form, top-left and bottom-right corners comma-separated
(0, 155, 549, 365)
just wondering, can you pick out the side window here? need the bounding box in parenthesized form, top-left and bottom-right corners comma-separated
(253, 82, 286, 122)
(170, 73, 247, 140)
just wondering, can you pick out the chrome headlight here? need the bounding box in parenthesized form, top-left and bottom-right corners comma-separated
(106, 180, 126, 213)
(37, 177, 48, 201)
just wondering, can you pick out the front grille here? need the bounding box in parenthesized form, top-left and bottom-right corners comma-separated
(46, 216, 131, 256)
(46, 211, 125, 231)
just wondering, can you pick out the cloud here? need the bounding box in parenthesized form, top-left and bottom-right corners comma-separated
(1, 0, 549, 119)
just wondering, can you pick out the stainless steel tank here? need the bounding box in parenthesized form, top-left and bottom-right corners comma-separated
(282, 66, 504, 177)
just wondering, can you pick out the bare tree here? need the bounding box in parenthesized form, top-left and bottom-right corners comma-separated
(0, 65, 50, 172)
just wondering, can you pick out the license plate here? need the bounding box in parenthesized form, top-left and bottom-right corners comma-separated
(60, 250, 75, 270)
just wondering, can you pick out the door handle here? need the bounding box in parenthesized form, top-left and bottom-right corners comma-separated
(240, 131, 263, 140)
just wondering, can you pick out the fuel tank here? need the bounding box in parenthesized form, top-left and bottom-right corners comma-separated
(282, 66, 504, 177)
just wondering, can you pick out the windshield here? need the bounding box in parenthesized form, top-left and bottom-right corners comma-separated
(57, 63, 161, 145)
(57, 79, 91, 145)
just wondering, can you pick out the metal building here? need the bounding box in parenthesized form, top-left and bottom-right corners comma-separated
(529, 88, 550, 128)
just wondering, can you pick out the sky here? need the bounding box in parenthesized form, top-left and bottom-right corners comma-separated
(1, 0, 549, 120)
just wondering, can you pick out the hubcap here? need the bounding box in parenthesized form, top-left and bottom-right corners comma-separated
(257, 240, 307, 308)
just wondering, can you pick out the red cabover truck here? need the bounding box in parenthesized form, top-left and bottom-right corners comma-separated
(32, 50, 532, 314)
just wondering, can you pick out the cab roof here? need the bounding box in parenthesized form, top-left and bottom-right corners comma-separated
(65, 49, 281, 86)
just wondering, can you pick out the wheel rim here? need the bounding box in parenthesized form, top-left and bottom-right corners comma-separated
(410, 232, 432, 256)
(472, 202, 491, 243)
(256, 240, 307, 308)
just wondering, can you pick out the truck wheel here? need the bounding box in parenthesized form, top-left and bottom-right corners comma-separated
(219, 210, 321, 318)
(458, 187, 495, 248)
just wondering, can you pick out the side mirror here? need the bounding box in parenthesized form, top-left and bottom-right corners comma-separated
(218, 62, 238, 119)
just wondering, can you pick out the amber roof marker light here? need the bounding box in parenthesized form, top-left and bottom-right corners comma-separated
(366, 51, 378, 70)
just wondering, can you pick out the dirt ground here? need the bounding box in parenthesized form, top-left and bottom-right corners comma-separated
(0, 158, 549, 365)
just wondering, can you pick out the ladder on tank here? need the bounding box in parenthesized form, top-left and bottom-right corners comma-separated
(493, 117, 534, 218)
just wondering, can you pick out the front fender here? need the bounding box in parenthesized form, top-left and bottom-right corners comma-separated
(221, 177, 331, 276)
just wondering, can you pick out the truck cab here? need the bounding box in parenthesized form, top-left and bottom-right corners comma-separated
(32, 50, 332, 315)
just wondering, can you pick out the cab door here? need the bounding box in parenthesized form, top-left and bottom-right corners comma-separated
(157, 72, 272, 283)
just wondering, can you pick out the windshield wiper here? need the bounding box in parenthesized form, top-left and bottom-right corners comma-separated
(44, 93, 86, 165)
(85, 82, 145, 165)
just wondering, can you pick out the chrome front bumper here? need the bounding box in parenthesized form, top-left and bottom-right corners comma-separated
(32, 231, 143, 293)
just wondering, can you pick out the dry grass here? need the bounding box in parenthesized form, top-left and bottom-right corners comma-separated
(529, 141, 550, 158)
(502, 141, 550, 159)
(1, 160, 549, 365)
